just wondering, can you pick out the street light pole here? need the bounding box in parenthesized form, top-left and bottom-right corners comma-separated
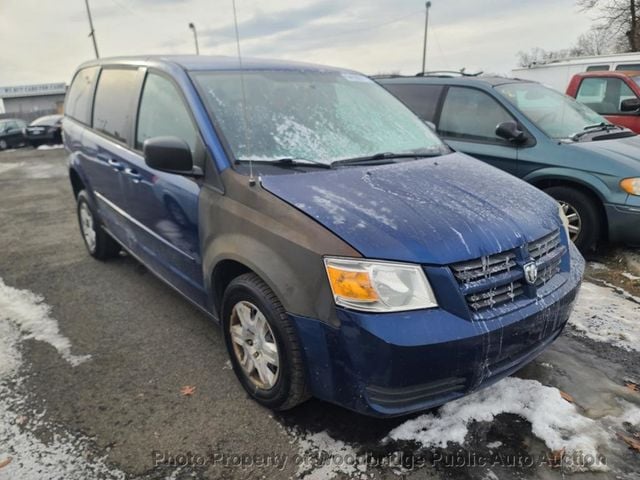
(189, 23, 200, 55)
(84, 0, 99, 59)
(421, 1, 431, 74)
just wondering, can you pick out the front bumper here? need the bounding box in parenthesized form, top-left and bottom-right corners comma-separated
(291, 246, 584, 417)
(606, 202, 640, 246)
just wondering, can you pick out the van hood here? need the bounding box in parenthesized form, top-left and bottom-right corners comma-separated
(260, 153, 562, 265)
(567, 134, 640, 173)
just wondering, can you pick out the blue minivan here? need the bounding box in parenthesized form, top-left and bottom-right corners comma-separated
(63, 56, 583, 417)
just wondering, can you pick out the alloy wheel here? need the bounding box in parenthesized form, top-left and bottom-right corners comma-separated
(229, 300, 280, 390)
(560, 201, 581, 242)
(79, 202, 97, 253)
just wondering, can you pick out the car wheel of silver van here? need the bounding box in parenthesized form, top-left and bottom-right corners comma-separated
(222, 273, 310, 410)
(76, 190, 121, 260)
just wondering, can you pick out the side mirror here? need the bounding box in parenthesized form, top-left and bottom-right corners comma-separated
(495, 121, 526, 143)
(620, 98, 640, 112)
(143, 136, 194, 174)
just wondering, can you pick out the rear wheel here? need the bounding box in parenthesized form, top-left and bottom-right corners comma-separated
(222, 273, 309, 410)
(0, 139, 7, 150)
(76, 190, 121, 260)
(544, 186, 601, 252)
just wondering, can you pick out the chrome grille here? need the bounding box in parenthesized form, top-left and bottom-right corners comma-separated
(528, 230, 561, 261)
(450, 230, 565, 314)
(451, 252, 517, 283)
(466, 281, 524, 311)
(528, 230, 563, 288)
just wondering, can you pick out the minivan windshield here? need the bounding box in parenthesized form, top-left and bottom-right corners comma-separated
(192, 70, 447, 165)
(496, 82, 610, 140)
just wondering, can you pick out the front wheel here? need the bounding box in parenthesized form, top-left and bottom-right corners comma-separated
(222, 273, 309, 411)
(544, 186, 601, 252)
(0, 139, 7, 150)
(76, 190, 121, 260)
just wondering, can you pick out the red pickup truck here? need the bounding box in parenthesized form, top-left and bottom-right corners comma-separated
(566, 71, 640, 133)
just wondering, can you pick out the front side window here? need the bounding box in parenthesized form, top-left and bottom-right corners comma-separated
(576, 77, 637, 114)
(65, 66, 99, 124)
(92, 68, 139, 143)
(192, 70, 445, 165)
(136, 73, 197, 152)
(438, 87, 514, 143)
(497, 82, 606, 139)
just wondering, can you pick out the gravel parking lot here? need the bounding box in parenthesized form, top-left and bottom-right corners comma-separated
(1, 148, 639, 480)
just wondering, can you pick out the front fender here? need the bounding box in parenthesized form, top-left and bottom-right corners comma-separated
(522, 167, 616, 203)
(199, 169, 360, 325)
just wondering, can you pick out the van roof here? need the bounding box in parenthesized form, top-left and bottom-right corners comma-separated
(77, 55, 356, 74)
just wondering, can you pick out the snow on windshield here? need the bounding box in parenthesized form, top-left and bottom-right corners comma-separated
(194, 70, 444, 164)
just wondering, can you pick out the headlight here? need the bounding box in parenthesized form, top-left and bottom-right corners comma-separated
(558, 203, 570, 239)
(620, 177, 640, 196)
(324, 257, 438, 312)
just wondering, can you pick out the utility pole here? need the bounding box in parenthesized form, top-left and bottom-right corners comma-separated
(421, 1, 431, 74)
(189, 23, 200, 55)
(84, 0, 99, 59)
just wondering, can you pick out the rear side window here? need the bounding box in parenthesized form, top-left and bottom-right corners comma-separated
(93, 68, 139, 143)
(65, 66, 99, 124)
(616, 64, 640, 71)
(586, 65, 609, 72)
(136, 73, 197, 152)
(382, 84, 443, 122)
(439, 87, 513, 143)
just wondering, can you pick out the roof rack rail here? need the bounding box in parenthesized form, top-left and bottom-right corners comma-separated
(415, 69, 483, 78)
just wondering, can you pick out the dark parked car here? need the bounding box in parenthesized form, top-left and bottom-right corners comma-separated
(378, 75, 640, 251)
(63, 56, 583, 417)
(0, 118, 27, 150)
(25, 114, 63, 147)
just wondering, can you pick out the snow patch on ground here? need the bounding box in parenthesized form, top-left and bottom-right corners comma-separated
(0, 387, 126, 480)
(0, 278, 90, 366)
(0, 278, 122, 479)
(569, 281, 640, 352)
(588, 262, 609, 271)
(293, 430, 364, 480)
(388, 377, 608, 472)
(622, 271, 640, 281)
(36, 144, 63, 150)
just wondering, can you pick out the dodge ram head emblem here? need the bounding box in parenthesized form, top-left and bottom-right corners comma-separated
(523, 261, 538, 285)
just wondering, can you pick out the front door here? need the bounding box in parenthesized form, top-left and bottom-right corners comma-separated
(120, 71, 206, 306)
(436, 86, 520, 175)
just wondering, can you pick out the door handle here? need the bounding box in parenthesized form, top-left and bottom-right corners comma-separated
(124, 168, 142, 183)
(104, 158, 123, 171)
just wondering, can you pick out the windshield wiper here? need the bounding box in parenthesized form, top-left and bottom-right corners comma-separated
(571, 123, 622, 141)
(330, 151, 444, 167)
(235, 158, 332, 169)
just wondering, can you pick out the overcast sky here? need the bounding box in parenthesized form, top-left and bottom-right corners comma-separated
(0, 0, 593, 87)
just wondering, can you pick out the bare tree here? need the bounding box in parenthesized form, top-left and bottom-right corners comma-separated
(578, 0, 640, 51)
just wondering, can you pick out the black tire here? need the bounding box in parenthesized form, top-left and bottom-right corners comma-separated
(76, 190, 121, 260)
(222, 273, 310, 411)
(544, 186, 601, 252)
(0, 139, 7, 150)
